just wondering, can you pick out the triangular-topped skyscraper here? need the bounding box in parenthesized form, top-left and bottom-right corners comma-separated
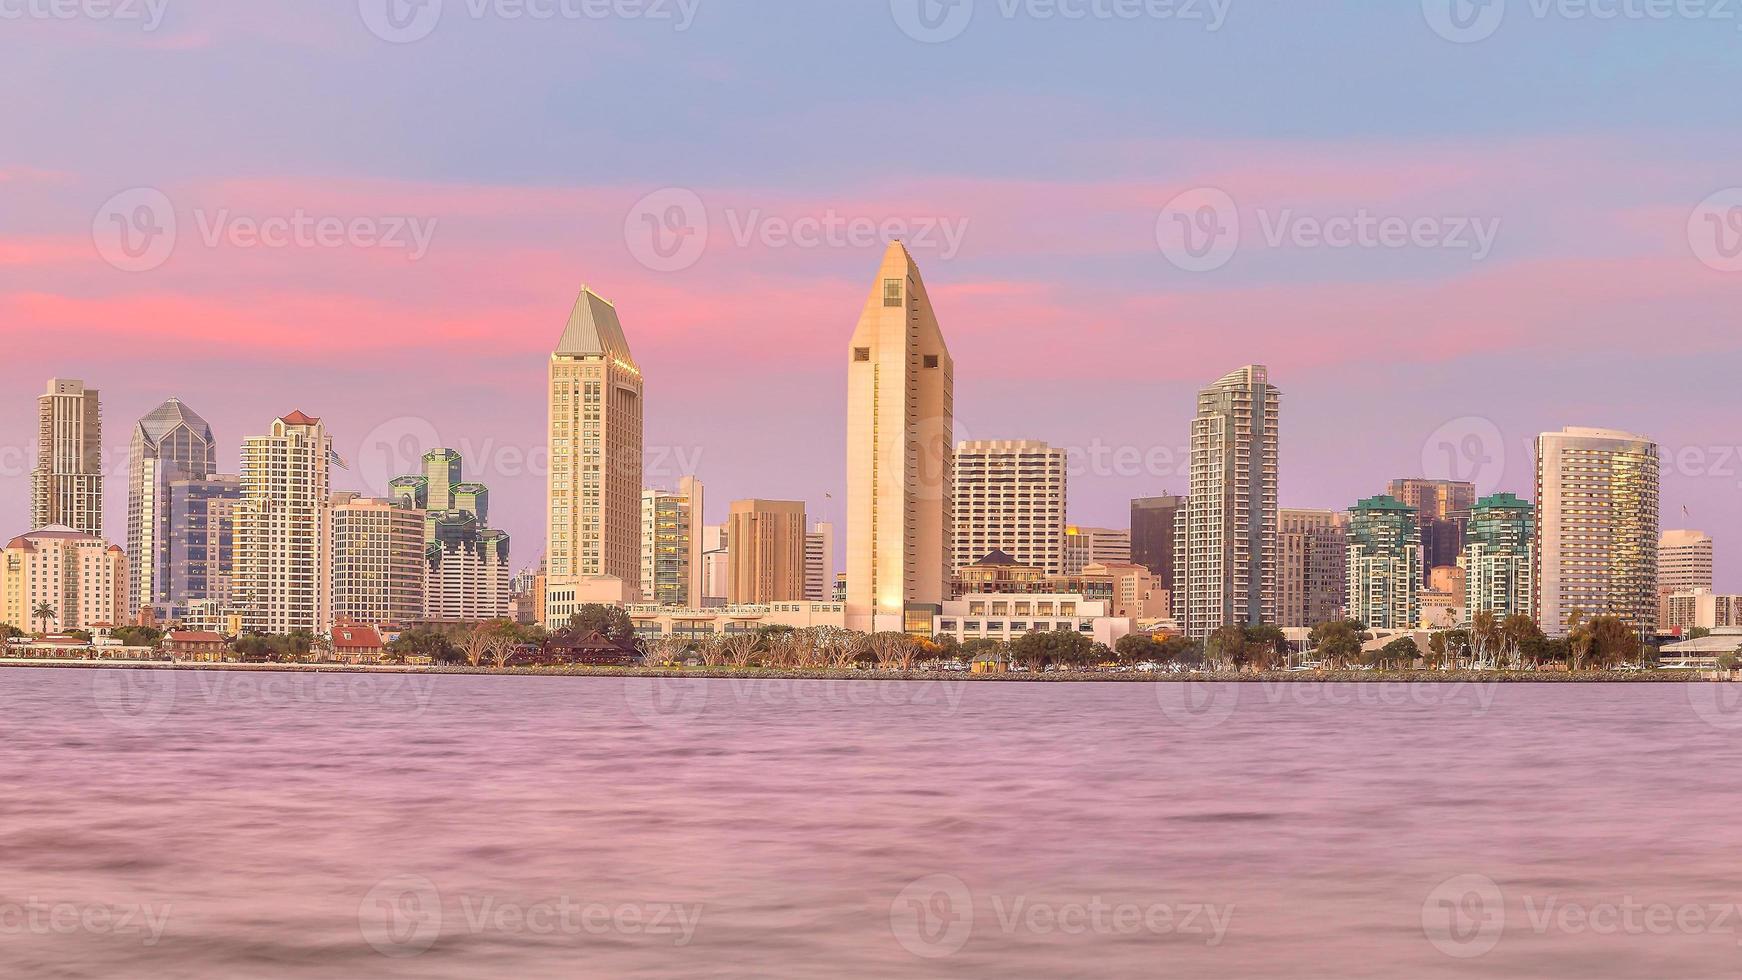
(546, 286, 645, 624)
(845, 243, 955, 632)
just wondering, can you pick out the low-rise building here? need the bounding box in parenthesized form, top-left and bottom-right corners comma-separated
(935, 593, 1131, 647)
(330, 623, 386, 665)
(626, 601, 848, 641)
(1662, 589, 1742, 633)
(0, 526, 126, 634)
(164, 630, 229, 662)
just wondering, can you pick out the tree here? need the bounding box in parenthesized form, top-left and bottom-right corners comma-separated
(31, 602, 55, 636)
(1309, 620, 1363, 669)
(0, 623, 23, 642)
(457, 624, 494, 668)
(567, 604, 636, 647)
(868, 632, 918, 670)
(390, 625, 460, 664)
(1244, 624, 1288, 671)
(1115, 634, 1161, 665)
(1499, 615, 1546, 669)
(1587, 616, 1640, 669)
(112, 625, 164, 650)
(1469, 610, 1500, 669)
(1690, 627, 1713, 641)
(1372, 636, 1420, 670)
(482, 620, 523, 669)
(1009, 629, 1093, 671)
(1207, 624, 1250, 671)
(1717, 652, 1739, 672)
(1157, 636, 1200, 668)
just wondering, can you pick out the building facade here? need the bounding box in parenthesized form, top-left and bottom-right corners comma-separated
(1386, 479, 1475, 586)
(953, 440, 1066, 576)
(728, 499, 808, 604)
(935, 593, 1132, 648)
(1176, 365, 1280, 639)
(1346, 495, 1421, 632)
(845, 242, 954, 634)
(165, 475, 241, 617)
(392, 449, 512, 623)
(233, 412, 332, 635)
(1130, 494, 1183, 585)
(1534, 427, 1660, 636)
(1658, 529, 1714, 627)
(330, 493, 427, 630)
(640, 477, 704, 607)
(1461, 492, 1534, 622)
(627, 601, 848, 642)
(31, 378, 104, 537)
(1063, 526, 1131, 576)
(1662, 589, 1742, 632)
(0, 526, 126, 634)
(127, 398, 221, 617)
(1277, 508, 1348, 628)
(547, 287, 644, 622)
(805, 522, 835, 602)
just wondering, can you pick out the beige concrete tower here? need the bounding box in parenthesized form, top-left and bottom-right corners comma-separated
(234, 412, 332, 635)
(846, 242, 954, 633)
(546, 287, 644, 624)
(31, 379, 104, 537)
(1534, 427, 1659, 636)
(727, 499, 808, 604)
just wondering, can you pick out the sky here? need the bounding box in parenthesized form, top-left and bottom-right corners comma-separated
(3, 0, 1741, 584)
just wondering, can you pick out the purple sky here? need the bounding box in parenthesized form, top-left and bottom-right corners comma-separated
(4, 1, 1741, 584)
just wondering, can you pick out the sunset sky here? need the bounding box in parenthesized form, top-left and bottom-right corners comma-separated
(4, 0, 1741, 581)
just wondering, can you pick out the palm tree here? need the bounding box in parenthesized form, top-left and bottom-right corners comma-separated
(31, 602, 55, 636)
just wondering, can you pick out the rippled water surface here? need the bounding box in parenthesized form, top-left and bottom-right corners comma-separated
(3, 667, 1740, 979)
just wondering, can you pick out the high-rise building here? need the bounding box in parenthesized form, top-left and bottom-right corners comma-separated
(1386, 479, 1476, 586)
(805, 522, 835, 602)
(127, 398, 220, 616)
(1130, 494, 1183, 584)
(330, 492, 426, 629)
(728, 499, 808, 604)
(1421, 565, 1467, 629)
(845, 242, 954, 633)
(31, 379, 104, 537)
(1461, 492, 1534, 622)
(641, 477, 704, 607)
(234, 412, 333, 635)
(1346, 495, 1421, 631)
(1534, 427, 1660, 636)
(547, 287, 644, 623)
(1064, 526, 1131, 575)
(1176, 365, 1280, 639)
(0, 526, 125, 634)
(392, 449, 512, 623)
(700, 524, 730, 604)
(1277, 508, 1348, 628)
(952, 440, 1066, 576)
(166, 475, 241, 617)
(1658, 530, 1714, 594)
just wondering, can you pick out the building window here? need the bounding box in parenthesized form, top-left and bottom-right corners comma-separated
(854, 347, 871, 362)
(883, 280, 903, 307)
(924, 355, 939, 369)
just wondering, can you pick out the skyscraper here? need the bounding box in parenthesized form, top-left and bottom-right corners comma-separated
(1386, 479, 1476, 586)
(845, 242, 954, 633)
(1130, 494, 1183, 584)
(728, 499, 808, 604)
(31, 378, 104, 537)
(234, 412, 333, 635)
(1534, 427, 1660, 636)
(641, 477, 704, 607)
(1461, 492, 1534, 621)
(1346, 495, 1421, 631)
(953, 440, 1066, 576)
(392, 449, 511, 623)
(805, 522, 835, 602)
(331, 492, 426, 629)
(1277, 508, 1348, 628)
(1176, 365, 1280, 639)
(1658, 529, 1714, 594)
(128, 398, 219, 616)
(1064, 526, 1132, 575)
(547, 287, 645, 624)
(166, 475, 240, 615)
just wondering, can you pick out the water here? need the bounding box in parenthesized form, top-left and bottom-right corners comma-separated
(2, 667, 1740, 979)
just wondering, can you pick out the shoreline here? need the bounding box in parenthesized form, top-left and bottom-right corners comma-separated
(0, 659, 1718, 683)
